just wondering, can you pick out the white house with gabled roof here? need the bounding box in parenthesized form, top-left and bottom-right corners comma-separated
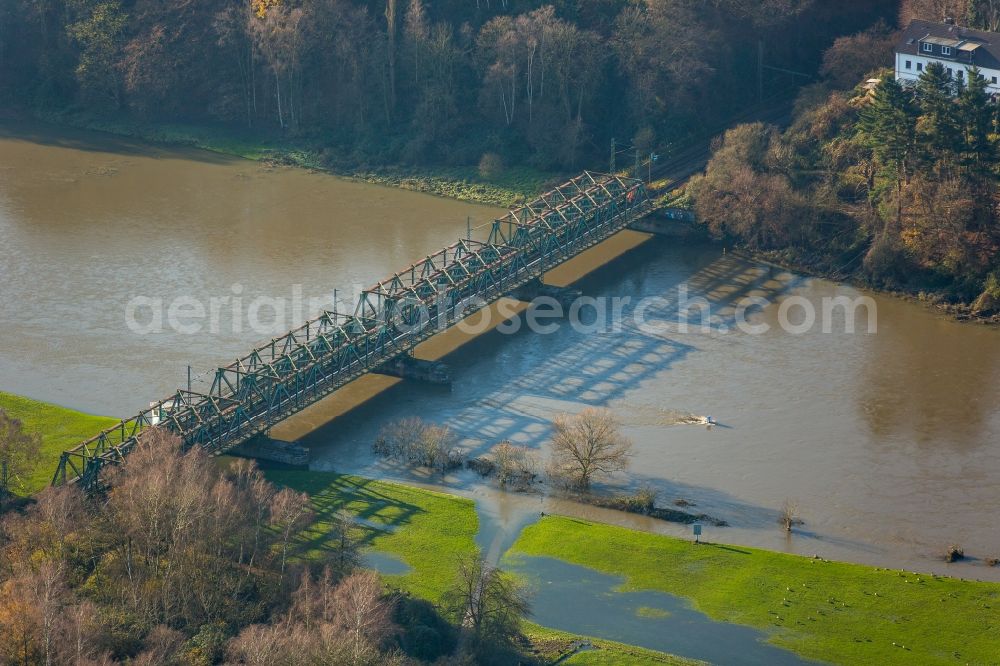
(895, 18, 1000, 93)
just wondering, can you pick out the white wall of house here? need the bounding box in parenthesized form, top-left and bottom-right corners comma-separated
(895, 51, 1000, 92)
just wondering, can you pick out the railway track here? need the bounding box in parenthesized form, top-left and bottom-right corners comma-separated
(646, 90, 799, 194)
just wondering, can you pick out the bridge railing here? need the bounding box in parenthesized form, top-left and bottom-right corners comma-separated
(53, 171, 649, 490)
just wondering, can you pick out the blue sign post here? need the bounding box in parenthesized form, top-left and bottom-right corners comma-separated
(693, 523, 703, 544)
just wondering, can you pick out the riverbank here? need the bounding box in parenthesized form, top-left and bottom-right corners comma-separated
(659, 192, 1000, 326)
(524, 624, 703, 665)
(266, 470, 479, 603)
(266, 469, 688, 664)
(27, 110, 555, 208)
(267, 470, 1000, 665)
(733, 247, 1000, 326)
(509, 515, 1000, 665)
(11, 414, 1000, 663)
(0, 392, 117, 495)
(16, 108, 996, 326)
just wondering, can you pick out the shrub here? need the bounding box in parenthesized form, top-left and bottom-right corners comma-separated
(605, 484, 659, 515)
(779, 499, 804, 532)
(488, 441, 537, 490)
(466, 457, 496, 477)
(373, 418, 465, 471)
(478, 152, 505, 180)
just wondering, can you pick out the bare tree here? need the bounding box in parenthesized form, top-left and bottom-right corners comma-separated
(779, 499, 803, 532)
(972, 0, 1000, 30)
(385, 0, 399, 121)
(0, 562, 107, 666)
(270, 487, 313, 574)
(99, 428, 301, 629)
(900, 0, 970, 25)
(332, 570, 398, 661)
(54, 599, 111, 666)
(442, 554, 529, 655)
(488, 441, 536, 490)
(132, 625, 185, 666)
(0, 568, 44, 664)
(404, 0, 429, 86)
(250, 3, 305, 130)
(374, 417, 464, 471)
(229, 568, 398, 665)
(0, 409, 41, 500)
(226, 622, 295, 666)
(820, 23, 896, 89)
(548, 408, 632, 491)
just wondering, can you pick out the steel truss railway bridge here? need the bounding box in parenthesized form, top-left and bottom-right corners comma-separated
(53, 172, 650, 490)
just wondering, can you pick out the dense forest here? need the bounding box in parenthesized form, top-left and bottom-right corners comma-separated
(689, 0, 1000, 308)
(0, 0, 893, 170)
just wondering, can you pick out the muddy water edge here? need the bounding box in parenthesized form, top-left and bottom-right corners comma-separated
(1, 122, 999, 583)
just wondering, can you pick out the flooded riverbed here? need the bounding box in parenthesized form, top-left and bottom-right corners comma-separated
(300, 237, 1000, 579)
(508, 555, 813, 665)
(2, 123, 999, 582)
(0, 121, 503, 413)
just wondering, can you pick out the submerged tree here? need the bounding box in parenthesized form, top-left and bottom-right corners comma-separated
(442, 553, 530, 661)
(488, 440, 536, 490)
(548, 408, 632, 491)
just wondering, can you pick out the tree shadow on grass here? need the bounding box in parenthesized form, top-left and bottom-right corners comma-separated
(706, 544, 753, 555)
(277, 472, 424, 556)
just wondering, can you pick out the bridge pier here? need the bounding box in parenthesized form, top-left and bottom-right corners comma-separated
(508, 279, 582, 309)
(376, 355, 452, 384)
(627, 208, 700, 238)
(53, 171, 651, 491)
(231, 435, 310, 467)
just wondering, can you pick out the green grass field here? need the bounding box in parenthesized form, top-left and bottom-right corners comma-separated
(523, 624, 703, 665)
(0, 391, 117, 495)
(266, 471, 479, 602)
(268, 471, 685, 664)
(352, 164, 555, 207)
(510, 515, 1000, 666)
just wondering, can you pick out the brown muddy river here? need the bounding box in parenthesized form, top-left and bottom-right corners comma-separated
(0, 121, 503, 410)
(1, 122, 999, 581)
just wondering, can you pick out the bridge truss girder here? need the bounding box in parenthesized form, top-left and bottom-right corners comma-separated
(53, 171, 649, 491)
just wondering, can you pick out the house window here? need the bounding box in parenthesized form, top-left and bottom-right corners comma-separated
(992, 76, 998, 84)
(948, 67, 954, 76)
(917, 62, 924, 71)
(942, 46, 953, 55)
(957, 69, 964, 79)
(906, 60, 912, 69)
(923, 42, 933, 52)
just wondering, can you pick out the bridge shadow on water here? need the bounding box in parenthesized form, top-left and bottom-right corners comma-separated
(300, 238, 811, 529)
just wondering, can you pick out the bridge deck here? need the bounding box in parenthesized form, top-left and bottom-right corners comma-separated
(53, 171, 650, 490)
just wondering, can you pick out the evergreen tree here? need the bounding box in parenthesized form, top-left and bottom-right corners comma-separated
(915, 62, 962, 172)
(860, 74, 918, 228)
(958, 67, 997, 177)
(861, 75, 918, 168)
